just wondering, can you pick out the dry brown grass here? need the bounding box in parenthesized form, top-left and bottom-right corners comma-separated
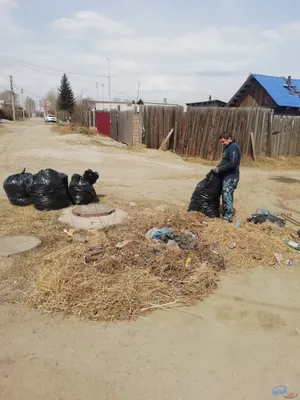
(0, 197, 299, 322)
(25, 209, 222, 321)
(183, 156, 300, 170)
(0, 200, 221, 321)
(52, 123, 96, 136)
(202, 218, 300, 268)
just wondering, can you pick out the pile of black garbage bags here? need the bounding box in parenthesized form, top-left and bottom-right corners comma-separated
(3, 168, 99, 211)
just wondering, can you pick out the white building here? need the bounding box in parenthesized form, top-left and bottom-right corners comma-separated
(92, 100, 182, 112)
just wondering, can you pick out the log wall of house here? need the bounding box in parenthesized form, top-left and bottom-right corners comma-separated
(234, 79, 276, 108)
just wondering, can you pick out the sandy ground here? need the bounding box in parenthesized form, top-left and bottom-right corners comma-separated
(1, 119, 300, 400)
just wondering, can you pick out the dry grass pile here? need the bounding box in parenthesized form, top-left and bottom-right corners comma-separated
(24, 209, 223, 321)
(202, 218, 300, 268)
(1, 198, 299, 322)
(183, 156, 300, 170)
(52, 123, 96, 136)
(242, 156, 300, 169)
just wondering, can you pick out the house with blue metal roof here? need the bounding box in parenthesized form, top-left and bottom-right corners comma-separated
(227, 74, 300, 115)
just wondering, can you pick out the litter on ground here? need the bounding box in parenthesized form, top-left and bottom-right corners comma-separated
(1, 191, 300, 322)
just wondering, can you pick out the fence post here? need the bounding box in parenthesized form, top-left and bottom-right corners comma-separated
(266, 110, 273, 157)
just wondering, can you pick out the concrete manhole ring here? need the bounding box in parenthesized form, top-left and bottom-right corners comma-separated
(72, 204, 115, 218)
(0, 235, 41, 257)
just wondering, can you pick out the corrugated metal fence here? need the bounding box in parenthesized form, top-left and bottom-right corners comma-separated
(141, 106, 300, 159)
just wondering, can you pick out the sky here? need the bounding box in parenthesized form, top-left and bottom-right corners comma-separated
(1, 0, 300, 106)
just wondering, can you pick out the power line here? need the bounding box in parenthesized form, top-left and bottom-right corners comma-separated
(0, 55, 135, 100)
(13, 82, 43, 99)
(0, 84, 9, 91)
(0, 55, 108, 78)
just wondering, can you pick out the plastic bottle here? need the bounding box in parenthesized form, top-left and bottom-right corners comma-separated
(286, 240, 300, 251)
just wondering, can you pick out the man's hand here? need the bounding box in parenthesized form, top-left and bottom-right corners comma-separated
(212, 167, 219, 174)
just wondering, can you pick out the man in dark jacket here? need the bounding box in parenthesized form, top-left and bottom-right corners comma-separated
(213, 133, 241, 222)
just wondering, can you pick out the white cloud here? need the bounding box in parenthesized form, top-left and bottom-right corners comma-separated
(140, 75, 194, 92)
(3, 6, 300, 104)
(52, 11, 131, 37)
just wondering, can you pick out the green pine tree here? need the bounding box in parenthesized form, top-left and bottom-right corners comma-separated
(57, 74, 76, 114)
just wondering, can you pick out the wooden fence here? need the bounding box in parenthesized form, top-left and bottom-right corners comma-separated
(141, 106, 300, 159)
(111, 109, 134, 145)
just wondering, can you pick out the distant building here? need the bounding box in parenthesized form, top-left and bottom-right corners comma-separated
(90, 99, 181, 112)
(227, 74, 300, 115)
(186, 99, 226, 108)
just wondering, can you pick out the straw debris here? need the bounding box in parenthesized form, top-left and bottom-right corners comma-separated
(25, 209, 221, 321)
(0, 199, 299, 322)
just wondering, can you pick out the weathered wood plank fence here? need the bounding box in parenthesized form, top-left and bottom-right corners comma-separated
(141, 106, 300, 159)
(111, 109, 134, 145)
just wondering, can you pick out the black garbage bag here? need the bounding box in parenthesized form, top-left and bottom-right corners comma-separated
(248, 214, 286, 227)
(3, 168, 32, 206)
(187, 171, 222, 218)
(69, 172, 99, 205)
(26, 168, 71, 211)
(83, 169, 99, 185)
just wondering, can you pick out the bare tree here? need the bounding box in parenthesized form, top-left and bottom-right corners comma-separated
(0, 90, 20, 119)
(24, 96, 36, 117)
(0, 90, 20, 105)
(72, 93, 94, 127)
(45, 89, 58, 113)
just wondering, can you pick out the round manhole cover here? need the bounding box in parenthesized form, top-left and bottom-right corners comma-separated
(0, 235, 41, 257)
(72, 204, 115, 218)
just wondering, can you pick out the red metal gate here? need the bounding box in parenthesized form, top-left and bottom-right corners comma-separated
(95, 112, 111, 136)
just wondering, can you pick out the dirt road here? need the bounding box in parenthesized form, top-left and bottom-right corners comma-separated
(1, 120, 300, 400)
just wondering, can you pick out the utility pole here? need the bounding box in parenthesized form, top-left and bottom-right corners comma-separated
(26, 96, 30, 118)
(21, 89, 25, 119)
(9, 75, 16, 121)
(136, 81, 140, 103)
(102, 84, 104, 111)
(107, 58, 112, 116)
(96, 82, 100, 101)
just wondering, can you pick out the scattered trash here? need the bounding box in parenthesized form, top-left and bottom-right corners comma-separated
(185, 257, 191, 267)
(147, 227, 197, 250)
(69, 169, 99, 205)
(151, 228, 172, 240)
(235, 221, 241, 227)
(64, 229, 75, 237)
(187, 171, 222, 218)
(256, 208, 273, 215)
(3, 168, 32, 206)
(166, 240, 180, 250)
(146, 228, 159, 239)
(228, 241, 237, 249)
(26, 168, 71, 211)
(274, 252, 283, 264)
(285, 239, 300, 252)
(248, 213, 286, 228)
(115, 240, 131, 249)
(287, 258, 295, 266)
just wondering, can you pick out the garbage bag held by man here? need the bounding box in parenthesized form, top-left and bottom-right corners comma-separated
(69, 172, 99, 205)
(26, 168, 71, 211)
(3, 168, 32, 206)
(187, 171, 222, 218)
